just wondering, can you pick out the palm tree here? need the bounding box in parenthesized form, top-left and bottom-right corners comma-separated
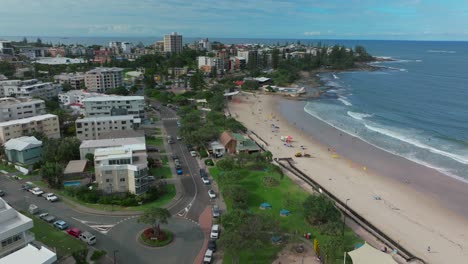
(138, 207, 171, 238)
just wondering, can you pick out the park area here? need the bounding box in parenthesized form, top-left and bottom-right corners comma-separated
(210, 153, 362, 264)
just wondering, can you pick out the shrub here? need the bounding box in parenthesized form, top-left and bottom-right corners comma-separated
(90, 250, 107, 261)
(216, 158, 237, 171)
(199, 150, 208, 158)
(303, 194, 341, 226)
(205, 159, 214, 166)
(262, 176, 280, 187)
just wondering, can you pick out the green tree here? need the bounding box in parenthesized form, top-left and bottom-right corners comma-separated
(272, 48, 280, 69)
(189, 70, 205, 90)
(223, 185, 249, 209)
(137, 207, 171, 238)
(0, 62, 15, 78)
(41, 162, 64, 188)
(303, 194, 341, 225)
(85, 153, 94, 163)
(322, 237, 344, 264)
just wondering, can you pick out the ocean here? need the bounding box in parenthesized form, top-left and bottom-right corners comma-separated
(301, 40, 468, 181)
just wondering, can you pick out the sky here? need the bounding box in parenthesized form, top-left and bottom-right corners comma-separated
(1, 0, 468, 40)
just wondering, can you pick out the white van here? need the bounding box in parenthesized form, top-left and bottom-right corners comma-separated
(210, 224, 219, 239)
(79, 231, 96, 245)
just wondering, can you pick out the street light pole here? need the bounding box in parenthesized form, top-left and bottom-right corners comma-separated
(342, 198, 350, 235)
(113, 250, 119, 264)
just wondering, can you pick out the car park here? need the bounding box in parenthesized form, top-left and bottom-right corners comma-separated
(202, 177, 210, 185)
(208, 240, 217, 252)
(203, 249, 213, 264)
(208, 190, 216, 199)
(66, 228, 81, 238)
(212, 205, 220, 218)
(210, 224, 219, 239)
(79, 231, 97, 245)
(53, 220, 69, 230)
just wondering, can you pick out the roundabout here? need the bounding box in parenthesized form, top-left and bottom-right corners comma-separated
(139, 228, 174, 247)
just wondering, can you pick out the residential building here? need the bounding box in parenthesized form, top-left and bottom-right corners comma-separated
(232, 133, 261, 154)
(0, 198, 34, 257)
(0, 79, 61, 99)
(0, 41, 14, 56)
(79, 135, 145, 159)
(65, 45, 88, 56)
(75, 115, 140, 141)
(0, 114, 60, 143)
(92, 48, 112, 64)
(84, 67, 124, 93)
(46, 47, 66, 57)
(4, 136, 42, 165)
(198, 38, 212, 51)
(82, 95, 145, 118)
(35, 57, 85, 65)
(0, 98, 46, 122)
(237, 50, 259, 66)
(163, 32, 183, 54)
(197, 56, 224, 73)
(168, 67, 188, 77)
(153, 41, 164, 52)
(18, 47, 47, 59)
(58, 89, 104, 106)
(54, 72, 86, 90)
(0, 198, 56, 263)
(94, 145, 149, 195)
(219, 131, 237, 154)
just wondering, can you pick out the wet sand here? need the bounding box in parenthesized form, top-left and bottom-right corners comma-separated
(229, 93, 468, 264)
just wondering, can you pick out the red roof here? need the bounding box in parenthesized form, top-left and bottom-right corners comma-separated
(235, 81, 244, 86)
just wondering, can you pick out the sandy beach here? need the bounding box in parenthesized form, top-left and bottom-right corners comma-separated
(228, 93, 468, 264)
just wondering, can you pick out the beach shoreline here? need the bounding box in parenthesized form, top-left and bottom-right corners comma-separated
(228, 93, 468, 264)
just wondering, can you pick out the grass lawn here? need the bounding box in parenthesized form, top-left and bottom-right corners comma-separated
(26, 212, 86, 259)
(33, 180, 48, 188)
(56, 183, 176, 212)
(146, 137, 163, 147)
(0, 163, 18, 173)
(210, 166, 362, 264)
(149, 166, 172, 179)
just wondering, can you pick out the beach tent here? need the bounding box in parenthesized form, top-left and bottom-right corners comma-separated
(260, 202, 272, 209)
(280, 209, 291, 216)
(347, 242, 398, 264)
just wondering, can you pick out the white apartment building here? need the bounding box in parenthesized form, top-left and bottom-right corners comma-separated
(197, 56, 224, 73)
(198, 38, 212, 51)
(163, 32, 183, 54)
(79, 136, 145, 160)
(82, 95, 145, 119)
(54, 72, 86, 89)
(94, 145, 149, 195)
(0, 198, 56, 263)
(0, 98, 46, 122)
(75, 115, 140, 141)
(0, 198, 34, 257)
(0, 79, 61, 99)
(58, 90, 104, 106)
(0, 114, 60, 143)
(84, 67, 124, 93)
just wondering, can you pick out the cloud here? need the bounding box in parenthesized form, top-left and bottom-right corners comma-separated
(304, 31, 322, 36)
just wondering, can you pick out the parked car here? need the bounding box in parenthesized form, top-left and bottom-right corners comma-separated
(208, 190, 216, 199)
(174, 159, 181, 166)
(176, 136, 182, 141)
(168, 139, 174, 144)
(0, 190, 4, 197)
(29, 187, 44, 196)
(199, 169, 207, 178)
(42, 193, 59, 202)
(79, 231, 96, 245)
(208, 240, 217, 252)
(147, 176, 156, 181)
(39, 213, 56, 223)
(203, 249, 213, 264)
(66, 228, 81, 238)
(212, 205, 220, 218)
(190, 151, 197, 157)
(210, 224, 219, 239)
(147, 146, 160, 152)
(171, 154, 178, 160)
(202, 177, 210, 185)
(53, 220, 69, 230)
(177, 168, 183, 175)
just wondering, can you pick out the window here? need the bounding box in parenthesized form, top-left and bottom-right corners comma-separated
(1, 234, 22, 247)
(106, 179, 110, 182)
(120, 178, 125, 182)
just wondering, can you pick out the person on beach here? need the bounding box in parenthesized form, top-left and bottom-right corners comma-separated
(427, 246, 431, 253)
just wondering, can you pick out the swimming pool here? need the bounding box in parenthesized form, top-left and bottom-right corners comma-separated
(63, 181, 81, 187)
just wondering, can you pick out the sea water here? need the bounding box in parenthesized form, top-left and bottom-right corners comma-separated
(304, 41, 468, 180)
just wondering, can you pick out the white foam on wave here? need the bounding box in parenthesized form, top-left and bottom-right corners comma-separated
(386, 66, 408, 72)
(365, 124, 468, 165)
(337, 97, 352, 106)
(427, 50, 456, 54)
(347, 111, 372, 121)
(333, 74, 339, 80)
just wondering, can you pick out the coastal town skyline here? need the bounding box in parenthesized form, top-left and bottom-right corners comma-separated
(2, 0, 468, 40)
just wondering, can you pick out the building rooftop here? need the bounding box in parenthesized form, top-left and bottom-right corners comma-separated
(86, 67, 123, 74)
(82, 95, 144, 102)
(0, 97, 44, 106)
(0, 198, 33, 238)
(0, 114, 57, 127)
(34, 57, 85, 65)
(4, 136, 42, 151)
(232, 133, 260, 152)
(64, 160, 88, 174)
(0, 243, 57, 264)
(80, 137, 145, 150)
(76, 115, 139, 122)
(99, 130, 145, 139)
